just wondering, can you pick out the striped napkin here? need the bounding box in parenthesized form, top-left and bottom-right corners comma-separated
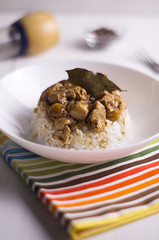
(0, 131, 159, 240)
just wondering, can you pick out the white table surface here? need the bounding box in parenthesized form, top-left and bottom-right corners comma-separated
(0, 12, 159, 240)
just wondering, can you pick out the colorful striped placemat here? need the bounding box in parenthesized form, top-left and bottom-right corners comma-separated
(0, 131, 159, 240)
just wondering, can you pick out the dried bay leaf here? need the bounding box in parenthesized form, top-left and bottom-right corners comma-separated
(66, 68, 122, 98)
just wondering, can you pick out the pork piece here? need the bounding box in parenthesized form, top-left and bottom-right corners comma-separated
(99, 90, 126, 122)
(47, 103, 67, 120)
(53, 125, 71, 144)
(47, 83, 68, 104)
(48, 91, 67, 105)
(53, 117, 74, 130)
(43, 82, 89, 105)
(68, 101, 89, 121)
(66, 86, 89, 101)
(88, 101, 106, 133)
(40, 82, 63, 102)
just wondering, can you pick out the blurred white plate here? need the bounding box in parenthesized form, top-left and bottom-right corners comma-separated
(0, 60, 159, 163)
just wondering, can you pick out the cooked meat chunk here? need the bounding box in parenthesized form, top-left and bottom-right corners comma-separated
(44, 82, 89, 105)
(40, 82, 63, 101)
(88, 101, 106, 132)
(99, 90, 126, 122)
(67, 86, 88, 101)
(53, 117, 74, 130)
(53, 125, 71, 144)
(59, 80, 71, 86)
(47, 103, 67, 120)
(50, 82, 63, 91)
(68, 101, 89, 121)
(48, 91, 67, 104)
(112, 90, 126, 111)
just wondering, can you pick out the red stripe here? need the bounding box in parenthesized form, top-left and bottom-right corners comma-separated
(39, 160, 159, 199)
(46, 168, 159, 203)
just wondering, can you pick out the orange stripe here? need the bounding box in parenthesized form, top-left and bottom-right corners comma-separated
(46, 168, 159, 203)
(50, 178, 158, 211)
(40, 161, 159, 199)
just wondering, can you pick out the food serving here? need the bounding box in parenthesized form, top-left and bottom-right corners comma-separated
(29, 68, 131, 150)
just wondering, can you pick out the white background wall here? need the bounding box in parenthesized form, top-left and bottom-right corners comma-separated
(0, 0, 159, 15)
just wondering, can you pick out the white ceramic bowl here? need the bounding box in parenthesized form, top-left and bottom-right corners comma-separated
(0, 60, 159, 163)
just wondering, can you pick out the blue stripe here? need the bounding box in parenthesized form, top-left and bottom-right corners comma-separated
(7, 154, 40, 165)
(0, 140, 20, 152)
(4, 148, 33, 160)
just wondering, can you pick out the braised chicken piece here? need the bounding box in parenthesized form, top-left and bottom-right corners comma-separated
(99, 90, 126, 122)
(47, 103, 67, 119)
(53, 117, 74, 130)
(53, 125, 71, 145)
(88, 101, 106, 133)
(68, 101, 89, 121)
(67, 86, 88, 101)
(40, 82, 63, 102)
(38, 79, 126, 144)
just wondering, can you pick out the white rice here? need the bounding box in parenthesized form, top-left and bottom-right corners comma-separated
(29, 105, 131, 150)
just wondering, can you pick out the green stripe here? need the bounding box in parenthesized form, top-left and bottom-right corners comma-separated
(16, 160, 70, 175)
(22, 163, 90, 182)
(12, 157, 49, 168)
(13, 158, 70, 166)
(26, 145, 159, 187)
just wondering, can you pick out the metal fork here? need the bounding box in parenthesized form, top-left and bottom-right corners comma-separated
(136, 50, 159, 73)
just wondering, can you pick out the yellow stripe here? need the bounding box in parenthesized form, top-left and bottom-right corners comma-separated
(70, 202, 159, 240)
(148, 138, 159, 145)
